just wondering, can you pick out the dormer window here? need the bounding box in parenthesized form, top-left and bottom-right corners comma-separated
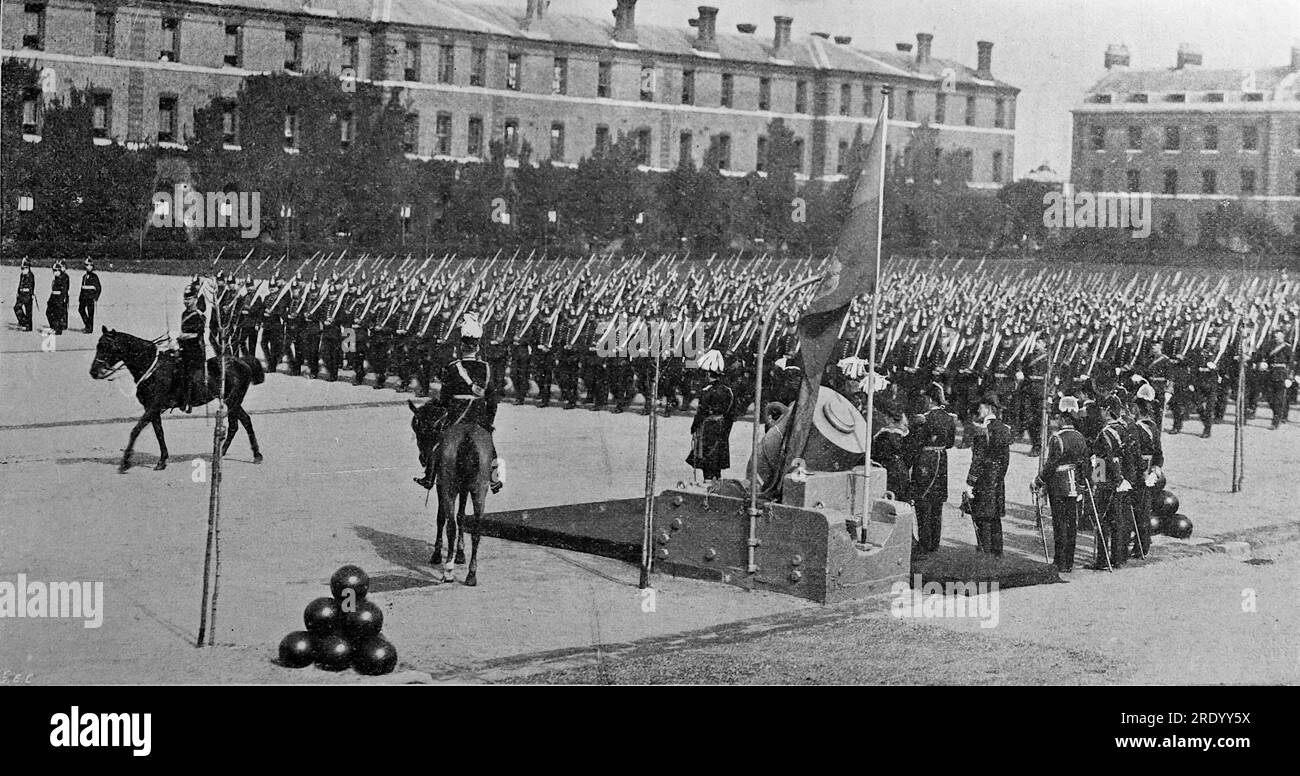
(1242, 92, 1264, 102)
(1126, 93, 1148, 103)
(1205, 92, 1224, 103)
(1165, 93, 1185, 103)
(1090, 94, 1112, 104)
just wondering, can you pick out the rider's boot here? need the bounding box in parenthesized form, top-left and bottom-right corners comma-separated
(490, 457, 505, 494)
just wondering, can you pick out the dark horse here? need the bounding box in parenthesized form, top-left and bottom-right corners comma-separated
(90, 327, 265, 473)
(409, 400, 492, 586)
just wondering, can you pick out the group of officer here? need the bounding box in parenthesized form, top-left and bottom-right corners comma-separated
(11, 257, 101, 335)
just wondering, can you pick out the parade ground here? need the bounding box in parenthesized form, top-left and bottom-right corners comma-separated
(1, 268, 1298, 684)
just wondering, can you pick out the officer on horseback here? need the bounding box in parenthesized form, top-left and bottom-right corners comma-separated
(176, 284, 206, 413)
(413, 313, 505, 493)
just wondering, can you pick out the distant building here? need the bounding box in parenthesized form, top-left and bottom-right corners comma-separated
(3, 0, 1017, 184)
(1072, 43, 1300, 242)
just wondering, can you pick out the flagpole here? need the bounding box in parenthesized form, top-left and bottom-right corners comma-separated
(860, 89, 890, 544)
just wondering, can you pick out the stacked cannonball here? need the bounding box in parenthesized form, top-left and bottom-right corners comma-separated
(1151, 490, 1193, 540)
(277, 565, 398, 676)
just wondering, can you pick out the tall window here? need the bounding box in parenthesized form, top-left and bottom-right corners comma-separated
(994, 98, 1006, 128)
(405, 41, 421, 82)
(91, 92, 111, 138)
(503, 119, 519, 155)
(1126, 169, 1141, 192)
(680, 131, 694, 166)
(1163, 169, 1177, 195)
(964, 95, 976, 126)
(470, 47, 487, 87)
(1201, 169, 1216, 194)
(1203, 125, 1218, 151)
(1090, 125, 1105, 151)
(402, 113, 419, 153)
(992, 150, 1004, 183)
(595, 124, 610, 155)
(639, 65, 655, 101)
(284, 109, 298, 149)
(1241, 125, 1259, 151)
(1163, 125, 1180, 151)
(755, 136, 767, 172)
(436, 113, 452, 155)
(338, 112, 352, 148)
(758, 77, 771, 111)
(837, 140, 849, 174)
(22, 4, 45, 50)
(905, 90, 916, 121)
(1127, 126, 1142, 150)
(438, 45, 455, 84)
(713, 133, 731, 170)
(1240, 169, 1256, 194)
(506, 53, 521, 91)
(934, 93, 946, 124)
(224, 24, 242, 67)
(21, 89, 40, 133)
(343, 36, 359, 70)
(840, 83, 852, 116)
(795, 80, 808, 113)
(94, 11, 115, 57)
(552, 57, 568, 94)
(466, 116, 483, 157)
(863, 84, 873, 116)
(681, 69, 695, 105)
(549, 122, 565, 160)
(720, 73, 733, 108)
(635, 128, 652, 165)
(222, 102, 239, 145)
(597, 61, 612, 98)
(793, 138, 805, 174)
(158, 96, 177, 143)
(284, 30, 302, 71)
(160, 17, 180, 62)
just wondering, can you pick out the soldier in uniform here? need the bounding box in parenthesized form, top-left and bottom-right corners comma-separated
(1091, 395, 1134, 569)
(909, 382, 956, 554)
(14, 257, 35, 331)
(870, 397, 910, 502)
(1189, 341, 1220, 437)
(510, 325, 534, 405)
(175, 286, 207, 413)
(1034, 396, 1089, 573)
(261, 279, 288, 374)
(421, 315, 505, 494)
(236, 281, 264, 358)
(1264, 329, 1294, 429)
(47, 260, 70, 334)
(686, 350, 735, 483)
(78, 259, 102, 333)
(532, 313, 556, 408)
(1018, 339, 1049, 455)
(1143, 341, 1171, 419)
(557, 311, 582, 409)
(485, 323, 510, 400)
(1131, 382, 1164, 558)
(297, 289, 322, 378)
(1166, 350, 1192, 434)
(964, 392, 1012, 559)
(319, 293, 344, 382)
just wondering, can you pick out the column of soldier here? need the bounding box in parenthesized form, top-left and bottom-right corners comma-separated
(200, 252, 1296, 570)
(11, 257, 103, 335)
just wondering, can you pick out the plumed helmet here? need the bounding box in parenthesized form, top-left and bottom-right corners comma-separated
(1136, 383, 1157, 402)
(460, 313, 483, 339)
(697, 349, 725, 373)
(1058, 395, 1081, 414)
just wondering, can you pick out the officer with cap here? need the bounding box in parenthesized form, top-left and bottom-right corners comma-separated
(1131, 381, 1164, 558)
(1034, 395, 1089, 573)
(47, 260, 70, 334)
(1092, 394, 1135, 568)
(14, 257, 35, 331)
(686, 349, 735, 483)
(425, 314, 505, 493)
(910, 381, 957, 554)
(964, 392, 1012, 559)
(78, 258, 102, 333)
(176, 284, 207, 413)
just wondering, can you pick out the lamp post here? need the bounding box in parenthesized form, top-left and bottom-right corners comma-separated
(400, 204, 412, 246)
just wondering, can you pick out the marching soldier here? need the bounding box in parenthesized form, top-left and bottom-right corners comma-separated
(14, 257, 35, 331)
(1264, 329, 1293, 429)
(910, 381, 956, 554)
(1018, 339, 1049, 455)
(1189, 341, 1220, 437)
(1167, 351, 1192, 434)
(1092, 395, 1134, 568)
(1034, 395, 1089, 573)
(319, 295, 344, 382)
(237, 281, 264, 358)
(686, 350, 735, 483)
(510, 326, 534, 405)
(557, 311, 582, 409)
(964, 392, 1012, 559)
(1131, 382, 1164, 558)
(78, 259, 102, 333)
(261, 278, 289, 373)
(47, 260, 70, 334)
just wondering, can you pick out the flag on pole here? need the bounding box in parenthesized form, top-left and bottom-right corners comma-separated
(776, 111, 887, 493)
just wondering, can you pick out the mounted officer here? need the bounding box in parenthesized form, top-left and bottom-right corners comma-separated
(175, 284, 207, 413)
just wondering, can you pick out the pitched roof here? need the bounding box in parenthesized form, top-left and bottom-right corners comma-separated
(1086, 65, 1298, 95)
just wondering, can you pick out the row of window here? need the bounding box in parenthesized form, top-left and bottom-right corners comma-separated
(1089, 92, 1266, 105)
(1085, 167, 1300, 196)
(1088, 123, 1300, 152)
(29, 5, 1013, 126)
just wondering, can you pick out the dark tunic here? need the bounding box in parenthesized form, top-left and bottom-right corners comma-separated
(687, 378, 736, 472)
(966, 417, 1011, 522)
(909, 406, 956, 503)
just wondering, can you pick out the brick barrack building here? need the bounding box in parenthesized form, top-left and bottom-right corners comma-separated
(1072, 43, 1300, 242)
(4, 0, 1017, 184)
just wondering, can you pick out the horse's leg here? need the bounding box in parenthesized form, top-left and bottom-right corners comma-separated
(120, 412, 151, 472)
(454, 491, 468, 565)
(429, 505, 445, 566)
(464, 486, 486, 587)
(221, 406, 241, 457)
(150, 412, 168, 470)
(235, 405, 262, 463)
(438, 485, 458, 583)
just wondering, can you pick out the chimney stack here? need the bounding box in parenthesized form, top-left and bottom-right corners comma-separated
(1292, 45, 1300, 69)
(613, 0, 638, 44)
(1176, 43, 1202, 69)
(696, 6, 718, 50)
(737, 23, 757, 34)
(896, 42, 913, 53)
(1104, 43, 1130, 69)
(916, 33, 933, 65)
(523, 0, 548, 28)
(976, 40, 993, 78)
(834, 35, 852, 45)
(773, 15, 793, 56)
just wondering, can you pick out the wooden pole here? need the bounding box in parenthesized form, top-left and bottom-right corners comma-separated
(639, 330, 661, 590)
(196, 280, 228, 647)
